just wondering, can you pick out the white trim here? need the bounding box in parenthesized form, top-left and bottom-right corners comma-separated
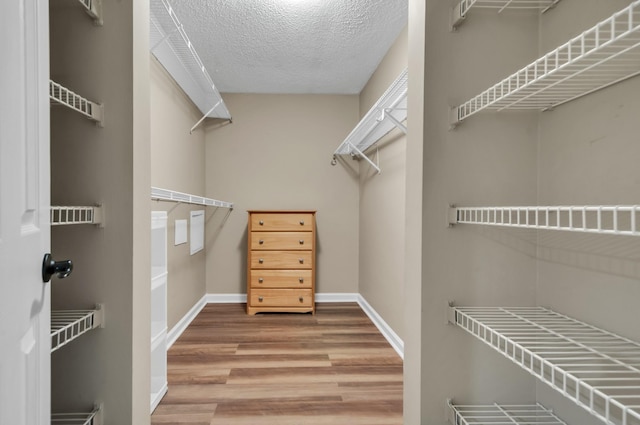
(167, 294, 206, 348)
(356, 294, 404, 359)
(168, 293, 404, 360)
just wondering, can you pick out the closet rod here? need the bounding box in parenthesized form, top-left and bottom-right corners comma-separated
(151, 186, 233, 209)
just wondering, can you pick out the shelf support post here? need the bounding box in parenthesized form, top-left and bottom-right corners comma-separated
(348, 143, 381, 174)
(190, 100, 223, 134)
(383, 109, 407, 134)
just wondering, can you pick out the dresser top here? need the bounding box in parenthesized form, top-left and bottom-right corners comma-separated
(247, 210, 316, 214)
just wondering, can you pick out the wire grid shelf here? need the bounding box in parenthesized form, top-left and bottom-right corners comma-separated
(449, 306, 640, 425)
(334, 68, 407, 157)
(452, 1, 640, 124)
(151, 186, 233, 209)
(447, 401, 567, 425)
(51, 206, 102, 226)
(52, 406, 102, 425)
(449, 205, 640, 237)
(150, 0, 230, 120)
(453, 0, 561, 28)
(76, 0, 102, 24)
(51, 308, 103, 353)
(49, 80, 103, 124)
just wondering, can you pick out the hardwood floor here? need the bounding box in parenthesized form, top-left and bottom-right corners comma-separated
(151, 302, 403, 425)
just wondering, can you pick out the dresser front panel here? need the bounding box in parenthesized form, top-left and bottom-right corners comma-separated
(250, 213, 314, 232)
(250, 232, 312, 250)
(250, 289, 313, 308)
(250, 251, 313, 269)
(250, 270, 313, 289)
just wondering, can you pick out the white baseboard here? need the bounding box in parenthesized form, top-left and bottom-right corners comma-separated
(167, 294, 207, 348)
(168, 292, 404, 359)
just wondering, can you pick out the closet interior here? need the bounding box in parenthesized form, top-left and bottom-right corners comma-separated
(423, 0, 640, 424)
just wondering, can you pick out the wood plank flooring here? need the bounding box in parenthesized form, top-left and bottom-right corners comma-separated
(151, 302, 403, 425)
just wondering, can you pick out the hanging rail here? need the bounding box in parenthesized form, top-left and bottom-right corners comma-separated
(451, 1, 640, 125)
(448, 305, 640, 425)
(333, 68, 408, 174)
(49, 80, 104, 125)
(51, 206, 103, 226)
(447, 400, 567, 425)
(76, 0, 103, 25)
(151, 186, 233, 209)
(51, 306, 104, 353)
(52, 404, 103, 425)
(150, 0, 231, 131)
(448, 205, 640, 236)
(452, 0, 561, 29)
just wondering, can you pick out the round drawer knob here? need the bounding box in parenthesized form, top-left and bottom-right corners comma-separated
(299, 239, 304, 244)
(258, 278, 264, 283)
(258, 296, 264, 302)
(259, 220, 264, 225)
(298, 258, 304, 264)
(299, 278, 304, 283)
(299, 220, 304, 225)
(259, 240, 264, 244)
(299, 296, 304, 302)
(259, 258, 264, 264)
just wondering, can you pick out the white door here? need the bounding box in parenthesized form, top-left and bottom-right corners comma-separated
(0, 0, 51, 424)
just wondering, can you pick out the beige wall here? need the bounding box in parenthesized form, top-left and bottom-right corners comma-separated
(358, 26, 408, 340)
(204, 94, 360, 296)
(49, 1, 149, 423)
(150, 57, 208, 330)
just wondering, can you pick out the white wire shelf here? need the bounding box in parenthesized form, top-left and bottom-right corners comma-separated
(76, 0, 102, 25)
(151, 186, 233, 209)
(333, 68, 407, 174)
(452, 1, 640, 125)
(51, 206, 103, 226)
(448, 306, 640, 425)
(49, 80, 104, 125)
(448, 205, 640, 237)
(52, 405, 102, 425)
(447, 400, 567, 425)
(150, 0, 231, 132)
(51, 306, 104, 353)
(452, 0, 561, 28)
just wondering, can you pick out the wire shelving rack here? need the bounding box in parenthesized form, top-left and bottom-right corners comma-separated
(51, 307, 104, 353)
(452, 0, 561, 28)
(451, 1, 640, 125)
(76, 0, 102, 25)
(448, 306, 640, 425)
(49, 80, 104, 125)
(447, 400, 567, 425)
(51, 206, 103, 226)
(151, 186, 233, 209)
(150, 0, 231, 131)
(448, 205, 640, 236)
(52, 405, 102, 425)
(333, 68, 407, 174)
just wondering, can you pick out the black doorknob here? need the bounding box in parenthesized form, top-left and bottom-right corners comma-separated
(42, 253, 73, 282)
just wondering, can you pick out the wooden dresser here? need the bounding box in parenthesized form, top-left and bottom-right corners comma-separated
(247, 210, 316, 315)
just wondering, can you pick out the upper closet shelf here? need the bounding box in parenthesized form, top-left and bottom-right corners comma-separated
(52, 405, 103, 425)
(51, 307, 104, 353)
(451, 0, 640, 125)
(151, 186, 233, 209)
(77, 0, 102, 25)
(333, 68, 407, 174)
(150, 0, 231, 132)
(50, 80, 104, 125)
(452, 0, 561, 28)
(51, 206, 103, 226)
(448, 306, 640, 425)
(447, 400, 567, 425)
(449, 205, 640, 236)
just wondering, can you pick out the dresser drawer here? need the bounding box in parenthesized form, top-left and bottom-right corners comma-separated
(250, 251, 312, 269)
(250, 289, 313, 307)
(251, 232, 312, 250)
(251, 213, 314, 231)
(250, 270, 312, 288)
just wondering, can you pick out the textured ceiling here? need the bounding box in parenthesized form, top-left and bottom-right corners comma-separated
(167, 0, 408, 94)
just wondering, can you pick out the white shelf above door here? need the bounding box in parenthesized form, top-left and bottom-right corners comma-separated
(151, 186, 233, 209)
(51, 307, 104, 353)
(448, 306, 640, 425)
(448, 205, 640, 237)
(452, 0, 561, 29)
(150, 0, 231, 131)
(333, 68, 407, 174)
(51, 206, 103, 226)
(447, 400, 568, 425)
(451, 1, 640, 125)
(49, 80, 104, 125)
